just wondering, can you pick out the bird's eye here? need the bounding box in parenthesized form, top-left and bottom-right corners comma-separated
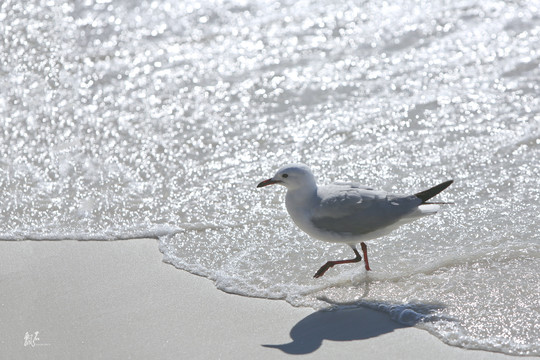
(282, 174, 288, 178)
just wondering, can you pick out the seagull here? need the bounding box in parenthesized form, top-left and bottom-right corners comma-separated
(257, 164, 453, 278)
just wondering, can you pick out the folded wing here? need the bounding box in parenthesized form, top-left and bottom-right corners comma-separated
(311, 184, 422, 235)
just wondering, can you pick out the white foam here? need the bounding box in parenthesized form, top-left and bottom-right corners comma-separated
(0, 225, 181, 241)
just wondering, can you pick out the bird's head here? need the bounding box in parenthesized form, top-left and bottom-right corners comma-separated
(257, 163, 316, 190)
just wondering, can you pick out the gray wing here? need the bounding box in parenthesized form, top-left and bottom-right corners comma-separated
(311, 185, 421, 235)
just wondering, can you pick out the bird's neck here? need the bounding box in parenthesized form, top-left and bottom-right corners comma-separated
(285, 184, 318, 233)
(285, 183, 318, 211)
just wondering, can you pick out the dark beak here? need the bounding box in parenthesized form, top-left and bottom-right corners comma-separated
(257, 178, 281, 188)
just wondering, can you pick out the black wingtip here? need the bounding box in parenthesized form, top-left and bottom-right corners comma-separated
(414, 180, 453, 203)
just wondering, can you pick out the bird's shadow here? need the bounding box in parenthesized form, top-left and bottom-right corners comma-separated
(262, 299, 448, 355)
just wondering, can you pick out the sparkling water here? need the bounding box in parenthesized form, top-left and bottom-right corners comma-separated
(1, 0, 539, 355)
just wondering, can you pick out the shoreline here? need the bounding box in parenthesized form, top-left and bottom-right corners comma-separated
(0, 239, 534, 359)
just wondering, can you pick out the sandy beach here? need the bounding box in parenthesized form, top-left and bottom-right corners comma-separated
(0, 239, 532, 359)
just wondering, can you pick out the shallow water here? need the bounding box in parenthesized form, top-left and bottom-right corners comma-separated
(1, 0, 539, 355)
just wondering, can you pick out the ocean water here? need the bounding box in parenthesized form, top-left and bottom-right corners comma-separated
(1, 0, 539, 355)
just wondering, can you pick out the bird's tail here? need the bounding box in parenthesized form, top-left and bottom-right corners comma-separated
(414, 180, 454, 204)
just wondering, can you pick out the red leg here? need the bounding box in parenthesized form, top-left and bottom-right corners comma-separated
(314, 247, 362, 278)
(361, 242, 371, 271)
